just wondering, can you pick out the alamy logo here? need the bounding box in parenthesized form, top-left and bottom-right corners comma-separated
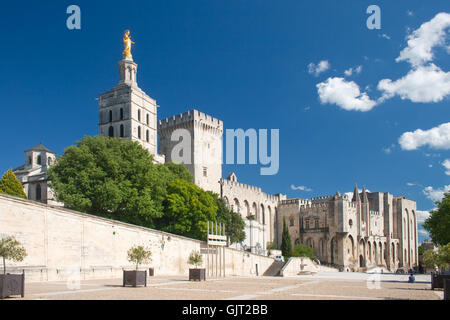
(66, 5, 81, 30)
(366, 5, 381, 30)
(170, 128, 279, 175)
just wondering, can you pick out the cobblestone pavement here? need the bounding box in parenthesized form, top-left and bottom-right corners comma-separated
(7, 272, 443, 300)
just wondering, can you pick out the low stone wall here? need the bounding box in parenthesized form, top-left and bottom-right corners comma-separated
(0, 194, 274, 281)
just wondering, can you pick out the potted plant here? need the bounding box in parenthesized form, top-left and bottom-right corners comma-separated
(0, 236, 27, 299)
(188, 250, 205, 281)
(123, 245, 152, 287)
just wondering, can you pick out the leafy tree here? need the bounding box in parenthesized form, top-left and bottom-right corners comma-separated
(0, 236, 27, 274)
(292, 244, 315, 259)
(0, 169, 26, 199)
(127, 245, 152, 270)
(422, 244, 450, 272)
(48, 136, 192, 229)
(188, 251, 203, 268)
(281, 218, 292, 258)
(209, 192, 245, 244)
(156, 179, 217, 241)
(423, 192, 450, 246)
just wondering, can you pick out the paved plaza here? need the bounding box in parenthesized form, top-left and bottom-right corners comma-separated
(7, 272, 443, 300)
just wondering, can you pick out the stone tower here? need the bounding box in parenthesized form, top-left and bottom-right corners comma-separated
(98, 55, 163, 162)
(158, 110, 223, 193)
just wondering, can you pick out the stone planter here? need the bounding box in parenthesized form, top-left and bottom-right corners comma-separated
(431, 272, 450, 290)
(123, 270, 147, 287)
(445, 280, 450, 300)
(0, 272, 25, 299)
(189, 268, 206, 281)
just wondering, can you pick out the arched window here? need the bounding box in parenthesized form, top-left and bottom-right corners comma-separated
(120, 124, 124, 137)
(47, 157, 52, 166)
(120, 108, 124, 120)
(36, 184, 41, 201)
(138, 110, 141, 122)
(37, 155, 42, 165)
(146, 114, 149, 125)
(138, 126, 141, 139)
(109, 110, 113, 122)
(146, 130, 149, 142)
(108, 126, 114, 137)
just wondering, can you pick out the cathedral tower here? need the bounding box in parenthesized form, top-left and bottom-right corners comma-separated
(98, 32, 163, 162)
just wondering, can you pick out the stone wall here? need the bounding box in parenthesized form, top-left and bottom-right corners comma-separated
(0, 194, 274, 281)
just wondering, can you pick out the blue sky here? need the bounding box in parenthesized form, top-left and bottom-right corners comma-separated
(1, 1, 449, 243)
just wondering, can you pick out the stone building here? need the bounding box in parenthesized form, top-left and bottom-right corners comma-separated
(13, 143, 60, 206)
(277, 186, 418, 271)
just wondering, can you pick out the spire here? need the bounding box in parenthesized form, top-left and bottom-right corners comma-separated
(352, 184, 360, 202)
(362, 186, 369, 203)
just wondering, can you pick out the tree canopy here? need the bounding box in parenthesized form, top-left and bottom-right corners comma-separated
(423, 192, 450, 246)
(156, 178, 217, 241)
(48, 135, 193, 228)
(292, 244, 315, 259)
(0, 169, 26, 199)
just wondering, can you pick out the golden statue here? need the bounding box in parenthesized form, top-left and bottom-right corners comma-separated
(122, 30, 134, 60)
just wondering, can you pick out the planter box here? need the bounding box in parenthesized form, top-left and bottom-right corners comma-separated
(123, 270, 147, 287)
(0, 273, 25, 299)
(189, 268, 206, 281)
(445, 280, 450, 301)
(431, 272, 450, 290)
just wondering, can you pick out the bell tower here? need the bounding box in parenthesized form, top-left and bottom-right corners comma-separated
(98, 31, 164, 163)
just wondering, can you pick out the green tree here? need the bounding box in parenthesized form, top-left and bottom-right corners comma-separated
(292, 244, 315, 259)
(0, 169, 26, 199)
(422, 244, 450, 271)
(423, 192, 450, 246)
(127, 245, 152, 270)
(156, 179, 217, 241)
(47, 136, 192, 229)
(281, 218, 292, 258)
(0, 236, 27, 274)
(209, 193, 245, 244)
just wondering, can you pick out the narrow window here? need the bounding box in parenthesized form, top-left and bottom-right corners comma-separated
(120, 124, 124, 137)
(138, 109, 141, 122)
(108, 126, 114, 137)
(138, 126, 141, 139)
(120, 108, 124, 120)
(146, 130, 149, 142)
(28, 156, 32, 165)
(315, 218, 319, 229)
(37, 155, 42, 165)
(47, 157, 52, 166)
(203, 166, 207, 177)
(36, 184, 41, 201)
(146, 114, 149, 125)
(109, 110, 113, 122)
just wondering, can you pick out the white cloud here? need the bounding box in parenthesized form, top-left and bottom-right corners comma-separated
(377, 64, 450, 103)
(344, 66, 363, 77)
(418, 229, 429, 237)
(317, 77, 377, 112)
(380, 34, 391, 40)
(407, 10, 414, 17)
(416, 210, 431, 223)
(396, 12, 450, 67)
(291, 184, 312, 192)
(308, 60, 330, 76)
(398, 122, 450, 150)
(344, 188, 371, 200)
(442, 159, 450, 175)
(423, 185, 450, 202)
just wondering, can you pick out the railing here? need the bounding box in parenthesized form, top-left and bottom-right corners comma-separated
(300, 227, 329, 233)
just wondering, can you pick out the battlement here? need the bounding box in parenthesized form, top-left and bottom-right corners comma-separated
(370, 210, 380, 216)
(301, 203, 330, 209)
(158, 109, 223, 130)
(311, 195, 334, 203)
(222, 179, 281, 202)
(279, 198, 310, 207)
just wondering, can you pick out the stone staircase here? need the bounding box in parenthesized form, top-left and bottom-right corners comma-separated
(262, 261, 285, 276)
